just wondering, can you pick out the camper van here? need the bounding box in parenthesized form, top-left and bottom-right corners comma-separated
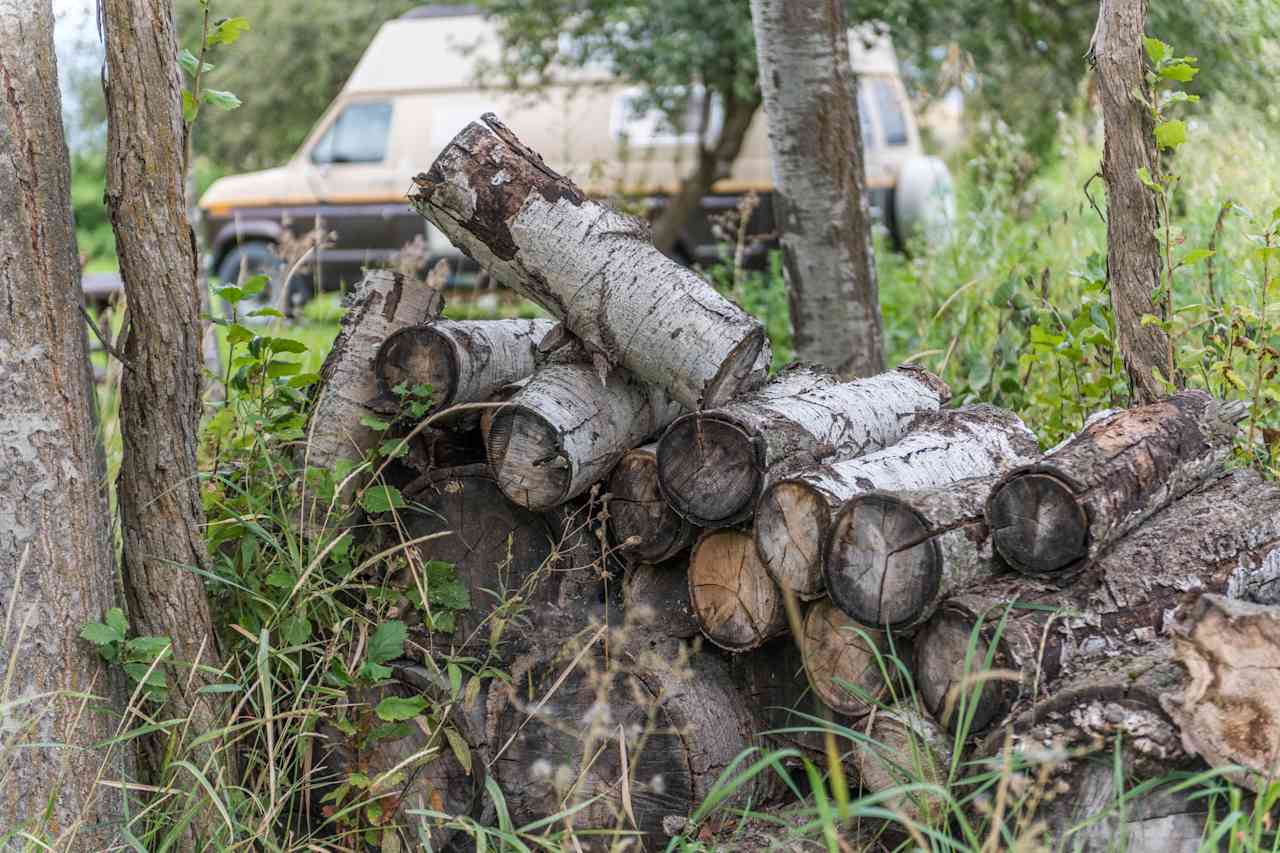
(198, 4, 953, 308)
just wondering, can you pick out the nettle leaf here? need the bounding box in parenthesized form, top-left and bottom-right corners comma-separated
(105, 607, 129, 637)
(1154, 119, 1187, 151)
(425, 561, 471, 611)
(81, 621, 123, 647)
(360, 485, 405, 514)
(366, 620, 407, 666)
(202, 89, 243, 111)
(206, 16, 250, 47)
(375, 694, 428, 722)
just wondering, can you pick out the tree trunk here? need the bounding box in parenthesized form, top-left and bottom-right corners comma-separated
(411, 113, 770, 410)
(658, 364, 950, 529)
(978, 653, 1205, 853)
(650, 93, 762, 257)
(486, 638, 776, 845)
(0, 2, 134, 843)
(914, 468, 1280, 735)
(1091, 0, 1172, 403)
(102, 0, 231, 805)
(757, 405, 1038, 601)
(373, 318, 555, 413)
(824, 475, 1007, 634)
(608, 443, 699, 564)
(800, 599, 894, 718)
(750, 0, 883, 376)
(689, 528, 787, 652)
(1162, 593, 1280, 791)
(986, 390, 1242, 579)
(303, 269, 443, 521)
(486, 361, 683, 511)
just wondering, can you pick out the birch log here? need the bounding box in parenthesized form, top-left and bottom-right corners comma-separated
(486, 362, 683, 510)
(1162, 594, 1280, 791)
(305, 269, 443, 517)
(757, 405, 1038, 600)
(689, 528, 787, 652)
(800, 598, 896, 718)
(914, 469, 1280, 734)
(373, 318, 554, 413)
(852, 705, 952, 827)
(986, 391, 1243, 578)
(824, 475, 1004, 633)
(657, 364, 949, 528)
(607, 443, 699, 563)
(410, 113, 770, 410)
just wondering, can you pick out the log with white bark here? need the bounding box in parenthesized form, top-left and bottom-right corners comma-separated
(914, 469, 1280, 734)
(978, 653, 1206, 853)
(410, 113, 770, 410)
(1161, 593, 1280, 791)
(657, 364, 949, 528)
(986, 391, 1243, 578)
(800, 598, 896, 718)
(486, 361, 684, 510)
(756, 405, 1038, 600)
(373, 318, 555, 414)
(304, 269, 443, 517)
(688, 528, 787, 652)
(607, 442, 699, 564)
(823, 475, 1005, 633)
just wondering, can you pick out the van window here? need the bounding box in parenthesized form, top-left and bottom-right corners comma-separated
(856, 81, 875, 149)
(611, 87, 723, 147)
(310, 101, 393, 165)
(871, 79, 908, 147)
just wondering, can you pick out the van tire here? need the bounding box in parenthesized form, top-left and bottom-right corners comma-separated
(891, 156, 956, 251)
(215, 241, 313, 318)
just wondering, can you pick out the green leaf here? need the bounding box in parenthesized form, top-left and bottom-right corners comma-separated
(283, 615, 312, 645)
(1180, 249, 1215, 266)
(361, 415, 392, 431)
(201, 88, 242, 111)
(1142, 37, 1168, 65)
(226, 323, 254, 346)
(81, 622, 123, 647)
(248, 307, 285, 319)
(206, 16, 250, 46)
(123, 662, 168, 691)
(444, 726, 472, 775)
(105, 607, 129, 637)
(266, 336, 309, 354)
(1159, 61, 1198, 82)
(215, 285, 244, 304)
(1135, 166, 1163, 192)
(240, 274, 269, 297)
(360, 485, 405, 514)
(127, 636, 173, 661)
(265, 569, 295, 589)
(288, 372, 322, 389)
(425, 561, 471, 611)
(266, 360, 301, 378)
(182, 90, 199, 122)
(1154, 119, 1187, 150)
(178, 48, 214, 77)
(366, 620, 407, 666)
(374, 694, 429, 722)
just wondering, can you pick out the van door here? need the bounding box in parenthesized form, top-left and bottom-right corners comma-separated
(302, 98, 408, 288)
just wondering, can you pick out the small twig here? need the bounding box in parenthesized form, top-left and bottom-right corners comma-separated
(1083, 171, 1106, 226)
(79, 305, 133, 371)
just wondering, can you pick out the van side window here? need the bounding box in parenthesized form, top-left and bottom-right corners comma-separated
(310, 101, 393, 165)
(856, 81, 875, 150)
(871, 79, 909, 147)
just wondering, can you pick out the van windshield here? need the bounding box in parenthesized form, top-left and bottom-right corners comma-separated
(310, 101, 393, 165)
(870, 79, 909, 147)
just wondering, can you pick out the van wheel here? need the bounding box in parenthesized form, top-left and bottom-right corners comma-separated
(890, 157, 956, 252)
(215, 241, 314, 319)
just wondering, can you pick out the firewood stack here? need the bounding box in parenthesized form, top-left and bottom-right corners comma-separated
(305, 114, 1280, 850)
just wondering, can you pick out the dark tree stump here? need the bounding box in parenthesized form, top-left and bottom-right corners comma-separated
(624, 558, 701, 642)
(607, 443, 698, 564)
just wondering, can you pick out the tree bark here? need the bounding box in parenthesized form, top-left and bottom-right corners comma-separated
(986, 391, 1242, 579)
(757, 405, 1037, 601)
(411, 113, 770, 410)
(1091, 0, 1172, 403)
(486, 361, 683, 511)
(0, 2, 134, 843)
(750, 0, 883, 376)
(608, 443, 699, 564)
(102, 0, 231, 805)
(1162, 594, 1280, 792)
(914, 468, 1280, 735)
(689, 528, 787, 652)
(303, 269, 443, 520)
(373, 318, 555, 414)
(658, 364, 950, 529)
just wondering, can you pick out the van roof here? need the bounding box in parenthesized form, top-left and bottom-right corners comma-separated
(344, 9, 900, 95)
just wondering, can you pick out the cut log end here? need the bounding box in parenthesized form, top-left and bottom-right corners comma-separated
(824, 494, 940, 630)
(688, 529, 785, 652)
(852, 706, 951, 826)
(701, 327, 768, 409)
(374, 324, 457, 409)
(657, 414, 759, 527)
(755, 480, 828, 599)
(487, 405, 572, 510)
(607, 445, 696, 564)
(800, 599, 890, 717)
(987, 471, 1088, 576)
(913, 605, 1011, 734)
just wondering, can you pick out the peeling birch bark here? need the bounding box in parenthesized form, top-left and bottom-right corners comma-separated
(914, 469, 1280, 734)
(607, 442, 699, 564)
(658, 364, 950, 529)
(757, 405, 1037, 600)
(1162, 593, 1280, 791)
(373, 318, 555, 413)
(986, 391, 1243, 578)
(689, 528, 787, 652)
(411, 114, 770, 410)
(486, 362, 683, 510)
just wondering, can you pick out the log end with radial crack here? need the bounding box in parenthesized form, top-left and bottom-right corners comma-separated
(1161, 593, 1280, 791)
(985, 471, 1088, 577)
(800, 598, 892, 717)
(688, 529, 786, 652)
(755, 477, 831, 599)
(656, 413, 761, 527)
(607, 442, 698, 564)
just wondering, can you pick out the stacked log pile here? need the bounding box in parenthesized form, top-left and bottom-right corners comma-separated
(303, 114, 1280, 850)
